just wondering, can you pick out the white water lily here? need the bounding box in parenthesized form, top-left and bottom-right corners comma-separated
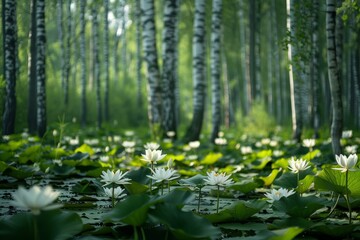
(333, 154, 358, 172)
(166, 131, 176, 137)
(11, 185, 62, 215)
(104, 186, 127, 199)
(141, 149, 166, 164)
(122, 140, 136, 148)
(288, 157, 310, 173)
(188, 141, 200, 149)
(144, 142, 160, 150)
(303, 139, 316, 148)
(100, 169, 131, 186)
(204, 171, 234, 186)
(264, 188, 296, 203)
(147, 167, 179, 183)
(214, 138, 227, 146)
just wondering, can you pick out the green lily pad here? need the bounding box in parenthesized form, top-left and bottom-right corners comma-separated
(200, 152, 222, 165)
(314, 168, 360, 197)
(150, 204, 221, 240)
(0, 210, 83, 240)
(203, 200, 267, 223)
(272, 195, 327, 218)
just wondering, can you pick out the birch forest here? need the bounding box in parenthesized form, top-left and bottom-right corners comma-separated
(1, 1, 360, 239)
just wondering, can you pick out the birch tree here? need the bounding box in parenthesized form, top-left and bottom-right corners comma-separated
(162, 0, 179, 137)
(326, 0, 343, 155)
(135, 0, 143, 108)
(80, 0, 87, 127)
(210, 0, 223, 143)
(64, 0, 72, 106)
(28, 0, 37, 134)
(140, 0, 162, 137)
(2, 0, 18, 135)
(184, 0, 206, 141)
(104, 0, 110, 121)
(36, 0, 47, 137)
(92, 6, 102, 129)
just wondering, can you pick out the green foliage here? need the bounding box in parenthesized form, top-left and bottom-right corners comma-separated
(0, 210, 83, 240)
(240, 102, 276, 137)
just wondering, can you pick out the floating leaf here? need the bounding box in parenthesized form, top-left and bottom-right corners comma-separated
(179, 174, 206, 186)
(103, 194, 154, 226)
(18, 145, 42, 164)
(150, 204, 221, 240)
(200, 152, 222, 165)
(0, 210, 83, 240)
(75, 144, 95, 156)
(314, 168, 360, 197)
(3, 166, 33, 180)
(272, 195, 327, 218)
(229, 178, 263, 194)
(260, 169, 279, 186)
(203, 200, 267, 223)
(298, 175, 314, 194)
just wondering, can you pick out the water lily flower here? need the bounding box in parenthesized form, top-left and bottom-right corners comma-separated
(147, 167, 179, 183)
(342, 130, 353, 139)
(141, 149, 166, 165)
(204, 171, 234, 186)
(303, 139, 316, 148)
(166, 131, 176, 138)
(264, 188, 295, 203)
(100, 169, 131, 186)
(214, 138, 227, 146)
(345, 145, 358, 154)
(104, 186, 126, 199)
(11, 185, 63, 215)
(189, 141, 200, 149)
(288, 157, 310, 173)
(333, 154, 358, 172)
(122, 140, 136, 148)
(144, 142, 160, 150)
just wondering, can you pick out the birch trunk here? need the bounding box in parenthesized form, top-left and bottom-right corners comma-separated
(80, 0, 87, 127)
(2, 0, 17, 135)
(28, 0, 37, 134)
(36, 0, 47, 137)
(184, 0, 206, 141)
(104, 0, 110, 121)
(161, 0, 179, 137)
(326, 0, 343, 155)
(210, 0, 223, 142)
(140, 0, 162, 137)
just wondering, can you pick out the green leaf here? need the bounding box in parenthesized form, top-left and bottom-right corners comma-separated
(124, 181, 148, 194)
(0, 210, 83, 240)
(156, 188, 194, 207)
(150, 204, 221, 240)
(75, 144, 95, 156)
(200, 152, 222, 165)
(260, 169, 280, 186)
(3, 166, 33, 180)
(298, 175, 314, 194)
(252, 157, 272, 170)
(229, 178, 263, 194)
(203, 200, 267, 223)
(310, 222, 359, 237)
(103, 194, 154, 226)
(0, 161, 8, 172)
(314, 168, 360, 197)
(272, 195, 327, 218)
(179, 174, 206, 186)
(236, 227, 303, 240)
(18, 145, 42, 164)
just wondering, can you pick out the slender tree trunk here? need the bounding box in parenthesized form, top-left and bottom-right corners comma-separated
(2, 0, 17, 135)
(310, 0, 320, 138)
(57, 0, 65, 91)
(92, 6, 102, 129)
(161, 0, 179, 137)
(326, 0, 343, 155)
(121, 0, 128, 84)
(271, 0, 282, 123)
(140, 0, 162, 137)
(80, 0, 87, 127)
(104, 0, 110, 121)
(28, 0, 37, 134)
(36, 0, 46, 137)
(64, 0, 71, 106)
(135, 0, 143, 108)
(210, 0, 222, 143)
(287, 0, 302, 142)
(249, 0, 256, 105)
(174, 0, 181, 128)
(237, 0, 249, 116)
(184, 0, 206, 141)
